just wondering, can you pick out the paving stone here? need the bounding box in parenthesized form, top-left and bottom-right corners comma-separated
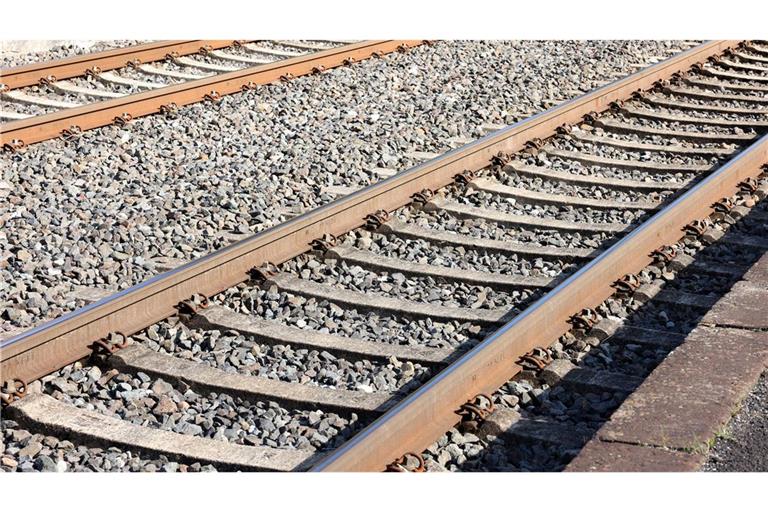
(596, 327, 768, 451)
(566, 441, 705, 471)
(702, 281, 768, 330)
(743, 253, 768, 284)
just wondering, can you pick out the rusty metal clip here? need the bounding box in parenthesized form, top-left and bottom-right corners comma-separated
(39, 75, 57, 86)
(411, 189, 434, 206)
(456, 393, 495, 432)
(713, 198, 735, 213)
(160, 102, 179, 117)
(397, 43, 410, 52)
(454, 169, 477, 185)
(707, 55, 722, 65)
(126, 58, 142, 69)
(343, 57, 357, 65)
(690, 63, 704, 73)
(524, 138, 545, 155)
(311, 234, 338, 252)
(241, 81, 258, 92)
(177, 293, 210, 315)
(739, 177, 759, 194)
(204, 90, 222, 103)
(199, 44, 213, 55)
(614, 273, 641, 294)
(609, 100, 625, 112)
(85, 66, 102, 78)
(582, 111, 599, 124)
(166, 51, 180, 61)
(629, 90, 644, 101)
(491, 151, 512, 167)
(91, 332, 129, 356)
(249, 263, 277, 282)
(113, 112, 133, 127)
(3, 139, 26, 153)
(233, 40, 248, 47)
(60, 125, 83, 141)
(365, 210, 391, 230)
(385, 452, 425, 472)
(517, 347, 552, 371)
(651, 245, 678, 264)
(280, 73, 295, 82)
(570, 308, 599, 330)
(311, 65, 326, 74)
(371, 51, 385, 58)
(556, 124, 573, 135)
(684, 219, 708, 237)
(0, 83, 8, 93)
(1, 378, 28, 406)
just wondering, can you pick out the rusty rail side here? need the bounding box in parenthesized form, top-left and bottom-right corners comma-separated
(312, 133, 768, 471)
(0, 40, 237, 89)
(0, 40, 736, 390)
(0, 40, 421, 147)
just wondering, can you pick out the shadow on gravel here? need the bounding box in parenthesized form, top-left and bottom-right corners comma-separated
(452, 199, 768, 472)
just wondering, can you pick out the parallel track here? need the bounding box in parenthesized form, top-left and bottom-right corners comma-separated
(3, 40, 768, 472)
(0, 39, 421, 148)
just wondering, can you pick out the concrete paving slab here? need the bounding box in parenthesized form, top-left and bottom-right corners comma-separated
(702, 281, 768, 330)
(595, 327, 768, 451)
(566, 440, 705, 471)
(743, 252, 768, 284)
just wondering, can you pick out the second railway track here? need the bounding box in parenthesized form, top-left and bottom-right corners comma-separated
(2, 39, 768, 472)
(0, 39, 421, 149)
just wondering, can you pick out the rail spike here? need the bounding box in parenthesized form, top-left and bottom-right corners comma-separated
(160, 102, 180, 118)
(454, 169, 477, 186)
(385, 452, 425, 472)
(456, 393, 495, 432)
(570, 308, 599, 331)
(651, 245, 678, 265)
(113, 112, 133, 127)
(365, 210, 391, 231)
(684, 219, 710, 237)
(411, 188, 434, 206)
(310, 233, 338, 252)
(517, 347, 552, 371)
(249, 263, 277, 282)
(60, 125, 83, 142)
(176, 293, 210, 316)
(91, 332, 129, 357)
(1, 378, 27, 406)
(613, 273, 641, 295)
(491, 151, 512, 168)
(3, 139, 26, 154)
(204, 91, 222, 103)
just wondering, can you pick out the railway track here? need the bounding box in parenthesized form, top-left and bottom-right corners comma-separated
(2, 40, 768, 472)
(0, 39, 421, 149)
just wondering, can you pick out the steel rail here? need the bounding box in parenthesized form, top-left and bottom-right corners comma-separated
(0, 40, 736, 399)
(0, 40, 422, 147)
(0, 40, 238, 89)
(312, 135, 768, 473)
